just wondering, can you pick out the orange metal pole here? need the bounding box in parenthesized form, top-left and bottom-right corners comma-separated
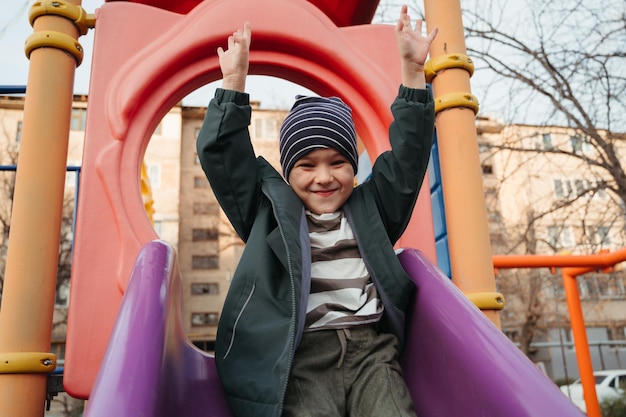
(562, 269, 601, 417)
(0, 2, 82, 416)
(493, 247, 626, 270)
(491, 250, 626, 417)
(423, 0, 499, 326)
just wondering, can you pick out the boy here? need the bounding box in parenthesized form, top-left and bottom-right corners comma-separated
(197, 5, 437, 417)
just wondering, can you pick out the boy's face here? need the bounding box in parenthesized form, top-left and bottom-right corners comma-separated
(288, 147, 355, 215)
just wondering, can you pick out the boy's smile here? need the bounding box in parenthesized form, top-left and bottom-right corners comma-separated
(288, 148, 355, 215)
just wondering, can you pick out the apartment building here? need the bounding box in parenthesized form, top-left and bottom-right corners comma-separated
(476, 115, 626, 379)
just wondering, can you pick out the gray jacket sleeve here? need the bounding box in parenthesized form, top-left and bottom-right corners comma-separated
(367, 85, 434, 243)
(196, 88, 260, 241)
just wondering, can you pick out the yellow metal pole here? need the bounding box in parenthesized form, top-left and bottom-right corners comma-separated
(0, 1, 85, 415)
(423, 0, 500, 327)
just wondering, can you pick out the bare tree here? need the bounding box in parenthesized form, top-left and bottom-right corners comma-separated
(0, 129, 19, 304)
(377, 0, 626, 207)
(464, 0, 626, 202)
(471, 0, 626, 367)
(374, 0, 626, 369)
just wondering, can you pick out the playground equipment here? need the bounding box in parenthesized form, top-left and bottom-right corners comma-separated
(0, 0, 591, 416)
(493, 250, 626, 417)
(83, 241, 581, 416)
(63, 0, 442, 397)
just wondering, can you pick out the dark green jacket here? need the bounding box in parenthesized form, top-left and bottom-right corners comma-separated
(197, 86, 434, 417)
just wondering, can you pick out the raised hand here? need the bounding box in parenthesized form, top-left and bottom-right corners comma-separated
(395, 5, 438, 88)
(217, 22, 251, 92)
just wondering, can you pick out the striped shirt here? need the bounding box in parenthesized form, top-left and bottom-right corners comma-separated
(304, 210, 383, 331)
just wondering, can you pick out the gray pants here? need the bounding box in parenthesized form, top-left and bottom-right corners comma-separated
(282, 326, 417, 417)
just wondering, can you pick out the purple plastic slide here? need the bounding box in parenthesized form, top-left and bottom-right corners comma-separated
(84, 240, 583, 416)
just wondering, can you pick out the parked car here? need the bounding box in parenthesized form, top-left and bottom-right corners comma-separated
(560, 369, 626, 412)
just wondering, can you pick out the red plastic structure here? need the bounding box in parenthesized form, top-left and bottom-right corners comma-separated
(105, 0, 379, 26)
(64, 0, 436, 398)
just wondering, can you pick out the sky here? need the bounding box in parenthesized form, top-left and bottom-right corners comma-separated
(0, 0, 314, 109)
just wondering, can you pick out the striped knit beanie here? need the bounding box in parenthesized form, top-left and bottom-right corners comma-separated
(279, 95, 358, 181)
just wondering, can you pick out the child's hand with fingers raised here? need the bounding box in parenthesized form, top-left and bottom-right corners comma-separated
(217, 22, 252, 92)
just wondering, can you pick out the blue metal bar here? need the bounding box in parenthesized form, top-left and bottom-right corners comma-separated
(0, 164, 82, 259)
(0, 86, 27, 94)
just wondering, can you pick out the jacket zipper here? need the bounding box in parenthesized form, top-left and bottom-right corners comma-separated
(276, 221, 296, 416)
(262, 186, 299, 416)
(222, 282, 256, 360)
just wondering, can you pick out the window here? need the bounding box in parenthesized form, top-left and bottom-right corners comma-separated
(561, 227, 574, 247)
(589, 179, 610, 200)
(484, 188, 500, 221)
(70, 108, 87, 131)
(192, 340, 215, 352)
(565, 180, 574, 197)
(554, 178, 597, 200)
(574, 179, 585, 195)
(478, 142, 491, 153)
(604, 276, 626, 299)
(548, 226, 574, 248)
(596, 226, 610, 245)
(254, 117, 280, 140)
(548, 227, 559, 247)
(570, 135, 582, 153)
(194, 176, 209, 188)
(192, 228, 218, 241)
(579, 275, 626, 300)
(481, 164, 493, 175)
(191, 283, 219, 295)
(192, 255, 219, 269)
(586, 226, 611, 246)
(595, 186, 609, 200)
(542, 133, 553, 150)
(490, 233, 506, 250)
(553, 179, 564, 198)
(16, 120, 22, 142)
(608, 327, 626, 349)
(579, 279, 596, 299)
(193, 202, 219, 215)
(191, 312, 219, 327)
(146, 164, 161, 189)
